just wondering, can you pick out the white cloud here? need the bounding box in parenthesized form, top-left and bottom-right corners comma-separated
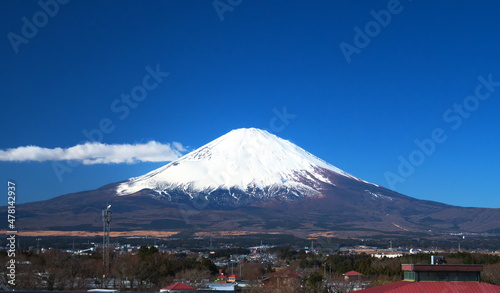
(0, 141, 186, 165)
(172, 141, 187, 152)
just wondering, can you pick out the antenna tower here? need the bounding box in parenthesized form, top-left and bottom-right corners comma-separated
(102, 205, 112, 279)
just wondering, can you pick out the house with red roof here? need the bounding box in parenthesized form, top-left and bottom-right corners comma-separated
(357, 262, 500, 292)
(160, 282, 197, 293)
(227, 274, 241, 283)
(343, 270, 363, 281)
(216, 270, 229, 283)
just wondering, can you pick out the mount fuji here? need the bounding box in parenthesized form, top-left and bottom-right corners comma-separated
(116, 128, 368, 205)
(9, 128, 500, 238)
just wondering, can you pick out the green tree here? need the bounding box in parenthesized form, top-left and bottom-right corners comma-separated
(303, 271, 327, 293)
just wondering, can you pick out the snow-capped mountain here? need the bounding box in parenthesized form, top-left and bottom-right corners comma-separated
(8, 128, 500, 237)
(117, 128, 369, 202)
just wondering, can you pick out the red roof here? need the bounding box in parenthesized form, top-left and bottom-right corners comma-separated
(357, 281, 500, 293)
(343, 270, 363, 275)
(163, 282, 196, 290)
(228, 274, 240, 278)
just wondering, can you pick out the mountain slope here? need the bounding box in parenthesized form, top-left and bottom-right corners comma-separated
(6, 128, 500, 238)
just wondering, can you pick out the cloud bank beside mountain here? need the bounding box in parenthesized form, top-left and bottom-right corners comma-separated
(0, 141, 186, 165)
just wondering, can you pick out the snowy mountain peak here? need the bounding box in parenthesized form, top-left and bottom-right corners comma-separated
(116, 128, 362, 198)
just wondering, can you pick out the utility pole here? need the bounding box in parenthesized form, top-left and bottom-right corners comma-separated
(36, 238, 41, 254)
(102, 205, 112, 282)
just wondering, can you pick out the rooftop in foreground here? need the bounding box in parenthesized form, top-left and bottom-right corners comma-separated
(357, 280, 500, 293)
(357, 260, 500, 292)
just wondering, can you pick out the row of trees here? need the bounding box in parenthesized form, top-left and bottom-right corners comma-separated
(2, 246, 500, 291)
(272, 246, 500, 286)
(0, 246, 219, 291)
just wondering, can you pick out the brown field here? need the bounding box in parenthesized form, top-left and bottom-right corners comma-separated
(2, 230, 180, 237)
(307, 231, 338, 238)
(193, 231, 284, 237)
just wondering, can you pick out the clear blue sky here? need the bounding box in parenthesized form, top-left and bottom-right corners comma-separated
(1, 1, 499, 207)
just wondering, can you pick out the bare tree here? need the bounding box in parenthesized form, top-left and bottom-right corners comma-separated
(483, 263, 500, 285)
(175, 268, 212, 285)
(113, 253, 140, 290)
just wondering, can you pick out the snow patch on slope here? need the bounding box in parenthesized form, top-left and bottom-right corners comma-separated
(365, 190, 393, 201)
